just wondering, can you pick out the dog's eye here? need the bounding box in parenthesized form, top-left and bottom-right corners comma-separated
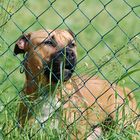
(68, 42, 75, 48)
(44, 40, 54, 46)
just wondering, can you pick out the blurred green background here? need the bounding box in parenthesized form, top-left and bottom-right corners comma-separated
(0, 0, 140, 138)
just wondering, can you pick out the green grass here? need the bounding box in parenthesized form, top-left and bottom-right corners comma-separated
(0, 0, 140, 139)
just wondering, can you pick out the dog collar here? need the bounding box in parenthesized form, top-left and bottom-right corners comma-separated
(20, 52, 28, 74)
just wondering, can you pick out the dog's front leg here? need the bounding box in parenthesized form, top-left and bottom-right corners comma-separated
(18, 78, 38, 128)
(18, 100, 30, 128)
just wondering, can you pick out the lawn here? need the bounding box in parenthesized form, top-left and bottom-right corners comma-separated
(0, 0, 140, 139)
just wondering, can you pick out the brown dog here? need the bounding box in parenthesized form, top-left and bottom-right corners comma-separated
(61, 76, 140, 139)
(14, 29, 139, 139)
(14, 29, 77, 127)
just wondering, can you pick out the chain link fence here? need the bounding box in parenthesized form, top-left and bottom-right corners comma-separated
(0, 0, 140, 139)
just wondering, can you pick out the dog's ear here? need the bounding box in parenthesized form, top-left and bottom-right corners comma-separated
(67, 29, 75, 39)
(14, 34, 30, 55)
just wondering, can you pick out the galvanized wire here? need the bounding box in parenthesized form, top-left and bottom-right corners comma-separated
(0, 0, 140, 139)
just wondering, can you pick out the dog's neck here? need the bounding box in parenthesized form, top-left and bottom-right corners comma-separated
(25, 51, 44, 73)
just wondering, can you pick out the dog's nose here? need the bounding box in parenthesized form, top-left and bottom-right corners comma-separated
(64, 49, 76, 71)
(44, 47, 77, 83)
(65, 47, 76, 60)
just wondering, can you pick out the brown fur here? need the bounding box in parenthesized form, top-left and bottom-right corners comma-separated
(60, 76, 140, 139)
(14, 29, 77, 126)
(14, 29, 139, 139)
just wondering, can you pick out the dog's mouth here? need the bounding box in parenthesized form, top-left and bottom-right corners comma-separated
(44, 47, 77, 83)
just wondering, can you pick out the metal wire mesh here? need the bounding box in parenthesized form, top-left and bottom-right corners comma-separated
(0, 0, 140, 139)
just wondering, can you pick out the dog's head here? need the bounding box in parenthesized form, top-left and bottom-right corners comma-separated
(14, 29, 77, 82)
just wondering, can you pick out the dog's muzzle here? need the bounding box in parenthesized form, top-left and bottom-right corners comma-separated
(44, 47, 77, 82)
